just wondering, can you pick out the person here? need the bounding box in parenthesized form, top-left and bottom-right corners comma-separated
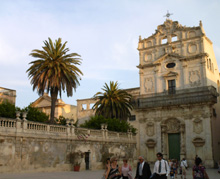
(180, 158, 188, 179)
(192, 157, 209, 179)
(170, 167, 175, 179)
(121, 158, 132, 179)
(171, 159, 178, 178)
(134, 156, 151, 179)
(168, 159, 173, 170)
(106, 157, 122, 179)
(103, 158, 111, 179)
(153, 152, 170, 179)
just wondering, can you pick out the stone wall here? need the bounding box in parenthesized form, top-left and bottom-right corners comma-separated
(0, 116, 136, 173)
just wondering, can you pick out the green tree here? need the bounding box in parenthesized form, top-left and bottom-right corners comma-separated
(26, 38, 83, 123)
(0, 101, 16, 118)
(22, 106, 49, 123)
(92, 81, 133, 120)
(80, 115, 137, 134)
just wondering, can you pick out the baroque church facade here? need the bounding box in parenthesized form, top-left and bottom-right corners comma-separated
(77, 19, 220, 167)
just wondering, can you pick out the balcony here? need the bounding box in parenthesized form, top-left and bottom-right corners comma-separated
(132, 86, 218, 109)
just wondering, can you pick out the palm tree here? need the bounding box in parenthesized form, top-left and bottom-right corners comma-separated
(92, 81, 133, 120)
(27, 38, 83, 123)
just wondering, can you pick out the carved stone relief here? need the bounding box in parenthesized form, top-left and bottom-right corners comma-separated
(189, 31, 196, 38)
(144, 77, 154, 92)
(146, 122, 155, 136)
(145, 139, 156, 148)
(147, 41, 152, 47)
(192, 137, 205, 147)
(193, 119, 203, 134)
(166, 119, 180, 133)
(188, 43, 197, 54)
(189, 70, 201, 86)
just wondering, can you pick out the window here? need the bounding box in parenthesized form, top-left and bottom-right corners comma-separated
(166, 63, 176, 68)
(172, 36, 178, 42)
(168, 80, 176, 94)
(90, 103, 95, 109)
(129, 115, 136, 121)
(162, 38, 167, 44)
(82, 104, 87, 110)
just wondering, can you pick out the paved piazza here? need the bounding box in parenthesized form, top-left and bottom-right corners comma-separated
(0, 168, 219, 179)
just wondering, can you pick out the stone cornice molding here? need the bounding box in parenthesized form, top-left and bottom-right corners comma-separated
(137, 53, 209, 70)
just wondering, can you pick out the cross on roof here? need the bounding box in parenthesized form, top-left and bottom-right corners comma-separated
(164, 10, 173, 19)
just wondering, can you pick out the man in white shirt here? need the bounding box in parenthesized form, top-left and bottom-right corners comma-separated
(153, 152, 170, 179)
(180, 158, 188, 179)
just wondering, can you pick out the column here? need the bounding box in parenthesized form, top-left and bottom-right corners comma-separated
(180, 124, 186, 159)
(161, 124, 167, 159)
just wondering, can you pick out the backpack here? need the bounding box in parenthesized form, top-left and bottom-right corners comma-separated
(194, 166, 204, 179)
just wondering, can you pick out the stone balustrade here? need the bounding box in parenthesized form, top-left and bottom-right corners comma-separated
(0, 116, 136, 143)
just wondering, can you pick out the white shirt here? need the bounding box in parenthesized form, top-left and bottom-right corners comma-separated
(153, 159, 170, 176)
(180, 160, 188, 168)
(139, 161, 145, 175)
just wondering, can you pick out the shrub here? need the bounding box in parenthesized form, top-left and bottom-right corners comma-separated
(22, 105, 49, 123)
(0, 101, 16, 118)
(80, 115, 137, 134)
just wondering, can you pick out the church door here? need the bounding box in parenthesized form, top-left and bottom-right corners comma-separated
(168, 133, 180, 161)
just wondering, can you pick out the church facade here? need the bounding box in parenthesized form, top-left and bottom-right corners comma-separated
(130, 19, 220, 167)
(77, 19, 220, 167)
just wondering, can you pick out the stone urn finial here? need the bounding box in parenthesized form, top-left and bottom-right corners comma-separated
(16, 111, 21, 120)
(70, 120, 74, 126)
(22, 112, 27, 121)
(66, 119, 70, 126)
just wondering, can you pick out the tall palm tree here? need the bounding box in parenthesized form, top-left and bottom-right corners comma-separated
(92, 81, 133, 120)
(27, 38, 83, 123)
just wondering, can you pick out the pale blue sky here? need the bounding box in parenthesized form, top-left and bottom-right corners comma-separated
(0, 0, 220, 108)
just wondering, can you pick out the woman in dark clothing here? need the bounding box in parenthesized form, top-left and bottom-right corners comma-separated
(106, 157, 121, 179)
(192, 157, 209, 179)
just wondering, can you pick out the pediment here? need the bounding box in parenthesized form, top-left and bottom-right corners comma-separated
(162, 71, 178, 77)
(153, 53, 184, 65)
(31, 93, 65, 107)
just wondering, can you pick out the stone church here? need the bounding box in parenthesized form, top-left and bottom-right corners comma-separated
(77, 19, 220, 167)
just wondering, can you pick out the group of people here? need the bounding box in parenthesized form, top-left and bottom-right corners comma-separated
(103, 157, 132, 179)
(103, 153, 210, 179)
(168, 158, 188, 179)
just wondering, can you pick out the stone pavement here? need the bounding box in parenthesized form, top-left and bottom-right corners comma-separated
(0, 168, 219, 179)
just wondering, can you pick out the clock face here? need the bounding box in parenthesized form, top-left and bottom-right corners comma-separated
(166, 63, 176, 68)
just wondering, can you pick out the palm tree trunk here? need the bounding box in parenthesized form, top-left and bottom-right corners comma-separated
(50, 88, 58, 124)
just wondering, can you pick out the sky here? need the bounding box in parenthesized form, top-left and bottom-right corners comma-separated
(0, 0, 220, 108)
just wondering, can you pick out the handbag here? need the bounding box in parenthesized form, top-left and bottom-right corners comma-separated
(128, 171, 133, 179)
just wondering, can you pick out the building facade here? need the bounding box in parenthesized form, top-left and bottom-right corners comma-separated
(77, 19, 220, 167)
(131, 19, 220, 167)
(0, 87, 16, 105)
(31, 93, 77, 122)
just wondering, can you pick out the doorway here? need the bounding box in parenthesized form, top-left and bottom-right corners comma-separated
(168, 133, 180, 161)
(85, 152, 90, 170)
